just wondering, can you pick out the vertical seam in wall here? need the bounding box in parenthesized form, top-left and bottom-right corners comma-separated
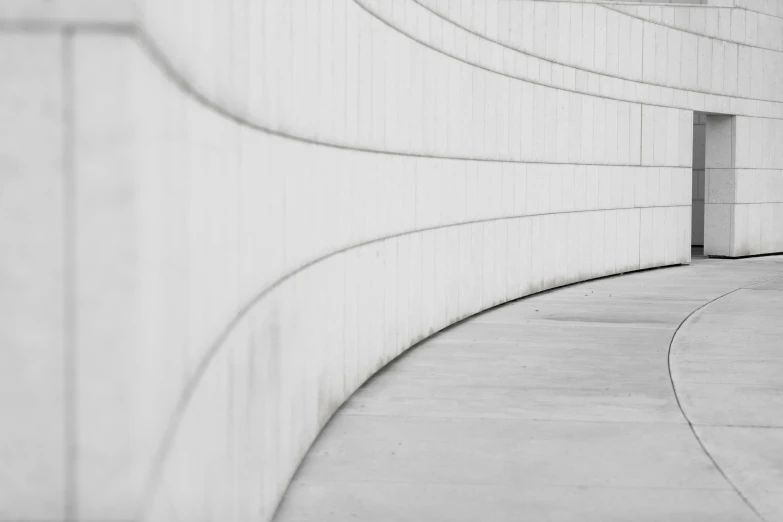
(579, 2, 584, 84)
(593, 4, 598, 75)
(236, 126, 243, 364)
(526, 166, 531, 288)
(638, 100, 644, 266)
(678, 12, 683, 90)
(639, 105, 644, 166)
(637, 207, 642, 270)
(61, 26, 77, 522)
(640, 18, 644, 86)
(730, 116, 737, 255)
(342, 236, 348, 395)
(700, 15, 704, 90)
(344, 0, 348, 144)
(315, 0, 321, 143)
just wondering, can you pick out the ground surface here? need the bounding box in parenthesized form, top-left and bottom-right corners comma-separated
(274, 253, 783, 522)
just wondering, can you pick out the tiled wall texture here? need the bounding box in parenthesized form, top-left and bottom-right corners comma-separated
(0, 0, 780, 521)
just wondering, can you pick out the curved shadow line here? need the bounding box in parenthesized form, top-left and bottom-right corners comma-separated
(401, 0, 783, 107)
(129, 7, 702, 512)
(123, 2, 776, 515)
(133, 22, 679, 168)
(135, 193, 684, 516)
(11, 6, 781, 520)
(598, 3, 783, 55)
(667, 275, 783, 522)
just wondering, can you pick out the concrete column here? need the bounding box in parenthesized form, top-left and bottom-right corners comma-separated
(691, 114, 706, 246)
(704, 115, 735, 257)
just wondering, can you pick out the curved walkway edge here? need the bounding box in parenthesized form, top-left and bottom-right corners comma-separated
(671, 274, 783, 522)
(275, 254, 783, 522)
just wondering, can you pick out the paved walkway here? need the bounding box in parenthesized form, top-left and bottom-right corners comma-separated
(274, 254, 783, 522)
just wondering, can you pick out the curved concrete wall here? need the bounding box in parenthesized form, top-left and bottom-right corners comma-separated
(0, 0, 780, 521)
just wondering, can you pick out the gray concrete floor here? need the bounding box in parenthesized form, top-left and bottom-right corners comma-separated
(274, 254, 783, 522)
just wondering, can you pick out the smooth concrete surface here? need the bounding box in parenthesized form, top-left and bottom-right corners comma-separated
(275, 255, 783, 522)
(0, 33, 65, 520)
(672, 276, 783, 522)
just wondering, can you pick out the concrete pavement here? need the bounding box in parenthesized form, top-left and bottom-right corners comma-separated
(274, 254, 783, 522)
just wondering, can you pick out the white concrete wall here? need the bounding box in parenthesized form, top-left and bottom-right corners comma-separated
(704, 113, 783, 256)
(612, 2, 783, 52)
(0, 32, 66, 521)
(731, 115, 783, 255)
(69, 26, 691, 521)
(0, 0, 133, 23)
(1, 0, 781, 521)
(730, 0, 783, 17)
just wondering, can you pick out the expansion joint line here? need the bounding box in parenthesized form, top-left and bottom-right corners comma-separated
(667, 275, 783, 522)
